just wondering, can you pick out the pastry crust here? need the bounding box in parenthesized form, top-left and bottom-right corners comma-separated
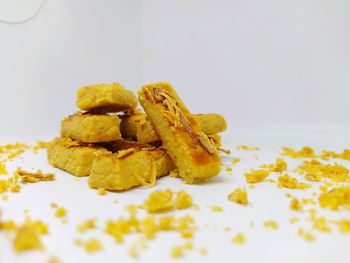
(138, 82, 221, 183)
(61, 112, 121, 143)
(76, 83, 137, 112)
(120, 113, 226, 144)
(47, 137, 109, 177)
(88, 148, 175, 191)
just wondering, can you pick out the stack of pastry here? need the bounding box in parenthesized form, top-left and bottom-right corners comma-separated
(47, 82, 227, 191)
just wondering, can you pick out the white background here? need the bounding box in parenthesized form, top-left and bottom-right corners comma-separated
(0, 1, 350, 263)
(0, 0, 349, 137)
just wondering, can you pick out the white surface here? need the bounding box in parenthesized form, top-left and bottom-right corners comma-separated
(1, 0, 350, 137)
(1, 125, 350, 263)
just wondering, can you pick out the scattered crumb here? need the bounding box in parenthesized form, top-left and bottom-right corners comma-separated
(48, 256, 61, 263)
(232, 158, 240, 164)
(77, 218, 97, 233)
(0, 161, 7, 175)
(55, 207, 68, 218)
(143, 189, 174, 213)
(277, 174, 310, 190)
(16, 168, 55, 183)
(297, 228, 315, 242)
(335, 219, 350, 233)
(289, 217, 299, 224)
(274, 158, 288, 173)
(84, 238, 102, 253)
(236, 145, 260, 151)
(297, 159, 349, 183)
(232, 232, 246, 244)
(312, 217, 331, 233)
(318, 186, 350, 210)
(290, 198, 303, 211)
(12, 217, 48, 252)
(211, 205, 223, 212)
(171, 242, 193, 258)
(228, 188, 248, 205)
(282, 146, 316, 158)
(264, 220, 279, 230)
(245, 169, 269, 183)
(175, 191, 193, 209)
(143, 189, 193, 213)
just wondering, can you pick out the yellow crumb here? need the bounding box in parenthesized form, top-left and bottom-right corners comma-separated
(48, 256, 61, 263)
(171, 242, 193, 258)
(97, 188, 108, 196)
(211, 205, 224, 212)
(12, 217, 48, 252)
(289, 217, 299, 224)
(228, 188, 248, 205)
(236, 145, 260, 151)
(303, 231, 315, 242)
(312, 217, 331, 233)
(10, 183, 21, 193)
(128, 238, 148, 258)
(226, 167, 232, 172)
(232, 158, 240, 164)
(143, 189, 193, 212)
(143, 189, 174, 213)
(0, 143, 30, 159)
(84, 238, 102, 253)
(55, 207, 68, 218)
(297, 228, 315, 242)
(77, 218, 97, 233)
(244, 169, 269, 183)
(297, 159, 349, 183)
(290, 198, 303, 211)
(0, 220, 17, 231)
(0, 161, 7, 175)
(277, 174, 310, 190)
(14, 225, 43, 252)
(264, 220, 279, 229)
(336, 220, 350, 233)
(16, 168, 55, 183)
(232, 232, 246, 244)
(104, 211, 196, 244)
(175, 191, 193, 209)
(0, 174, 22, 195)
(321, 149, 350, 161)
(282, 146, 316, 158)
(274, 158, 288, 172)
(318, 186, 350, 210)
(51, 202, 58, 208)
